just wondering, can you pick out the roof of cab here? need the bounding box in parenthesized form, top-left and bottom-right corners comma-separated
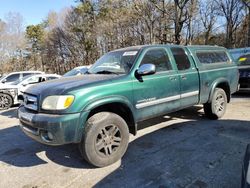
(186, 45, 226, 51)
(112, 44, 226, 52)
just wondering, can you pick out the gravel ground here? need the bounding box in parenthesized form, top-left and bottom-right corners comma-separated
(0, 93, 249, 188)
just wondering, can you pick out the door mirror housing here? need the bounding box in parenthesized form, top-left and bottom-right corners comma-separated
(137, 64, 156, 76)
(1, 79, 6, 83)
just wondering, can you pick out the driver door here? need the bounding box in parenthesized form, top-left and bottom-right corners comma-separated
(132, 47, 181, 121)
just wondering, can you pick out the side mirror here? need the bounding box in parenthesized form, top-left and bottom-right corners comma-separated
(137, 64, 156, 76)
(2, 79, 6, 83)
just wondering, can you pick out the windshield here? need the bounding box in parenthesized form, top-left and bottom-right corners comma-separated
(237, 54, 250, 66)
(0, 75, 6, 82)
(88, 50, 139, 74)
(63, 67, 88, 77)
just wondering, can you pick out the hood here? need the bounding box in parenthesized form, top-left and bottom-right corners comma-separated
(0, 84, 19, 90)
(25, 74, 119, 97)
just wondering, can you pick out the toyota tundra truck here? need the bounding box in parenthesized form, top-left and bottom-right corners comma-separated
(18, 45, 239, 167)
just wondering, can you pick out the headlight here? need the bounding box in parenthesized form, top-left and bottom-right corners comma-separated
(42, 95, 74, 110)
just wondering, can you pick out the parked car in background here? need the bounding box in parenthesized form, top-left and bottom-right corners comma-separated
(63, 65, 91, 77)
(0, 71, 44, 85)
(229, 48, 250, 91)
(0, 74, 60, 110)
(236, 54, 250, 91)
(229, 47, 250, 61)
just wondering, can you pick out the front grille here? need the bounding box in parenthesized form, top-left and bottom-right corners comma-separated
(23, 94, 38, 111)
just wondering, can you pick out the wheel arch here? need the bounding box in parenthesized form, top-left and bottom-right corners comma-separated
(83, 97, 137, 135)
(0, 90, 14, 99)
(208, 79, 231, 103)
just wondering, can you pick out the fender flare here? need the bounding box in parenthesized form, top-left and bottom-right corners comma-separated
(82, 95, 135, 113)
(208, 78, 230, 103)
(81, 95, 137, 133)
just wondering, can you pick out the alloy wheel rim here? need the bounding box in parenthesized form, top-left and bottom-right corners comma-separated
(0, 95, 11, 109)
(95, 124, 121, 156)
(214, 94, 225, 114)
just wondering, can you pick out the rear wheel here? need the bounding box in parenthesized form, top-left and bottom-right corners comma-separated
(0, 93, 13, 110)
(79, 112, 129, 167)
(204, 88, 227, 119)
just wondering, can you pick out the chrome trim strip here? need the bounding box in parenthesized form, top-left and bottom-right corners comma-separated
(180, 90, 199, 98)
(136, 95, 180, 109)
(135, 90, 199, 109)
(27, 96, 36, 102)
(199, 66, 238, 73)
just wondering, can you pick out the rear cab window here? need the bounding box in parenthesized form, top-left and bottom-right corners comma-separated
(170, 47, 191, 71)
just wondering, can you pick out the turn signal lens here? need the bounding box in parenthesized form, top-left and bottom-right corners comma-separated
(64, 96, 74, 108)
(239, 57, 247, 62)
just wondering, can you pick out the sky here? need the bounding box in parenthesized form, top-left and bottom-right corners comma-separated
(0, 0, 76, 26)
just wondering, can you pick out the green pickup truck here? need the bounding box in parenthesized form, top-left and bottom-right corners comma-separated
(18, 45, 239, 167)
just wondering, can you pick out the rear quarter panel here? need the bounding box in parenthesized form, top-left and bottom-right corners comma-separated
(187, 47, 239, 104)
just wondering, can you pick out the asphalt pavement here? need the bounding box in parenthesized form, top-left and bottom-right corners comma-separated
(0, 93, 249, 188)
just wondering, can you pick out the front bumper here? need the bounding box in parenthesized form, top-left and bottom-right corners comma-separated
(18, 106, 89, 145)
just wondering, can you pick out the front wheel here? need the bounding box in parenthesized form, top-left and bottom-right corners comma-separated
(79, 112, 129, 167)
(204, 88, 227, 119)
(0, 93, 13, 110)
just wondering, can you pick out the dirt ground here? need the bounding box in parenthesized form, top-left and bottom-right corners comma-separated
(0, 93, 250, 188)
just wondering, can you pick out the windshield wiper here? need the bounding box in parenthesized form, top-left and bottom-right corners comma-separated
(95, 70, 119, 75)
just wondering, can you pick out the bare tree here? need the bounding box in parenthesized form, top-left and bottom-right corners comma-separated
(149, 0, 173, 44)
(0, 12, 26, 72)
(185, 0, 199, 45)
(199, 0, 218, 44)
(242, 0, 250, 46)
(216, 0, 244, 48)
(173, 0, 190, 44)
(134, 1, 159, 44)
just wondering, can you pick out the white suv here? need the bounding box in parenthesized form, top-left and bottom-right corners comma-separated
(0, 71, 44, 85)
(0, 74, 61, 110)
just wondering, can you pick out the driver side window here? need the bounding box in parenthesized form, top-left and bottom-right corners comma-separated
(140, 48, 172, 72)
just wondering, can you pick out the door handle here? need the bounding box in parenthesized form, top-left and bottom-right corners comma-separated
(169, 76, 176, 81)
(181, 75, 187, 80)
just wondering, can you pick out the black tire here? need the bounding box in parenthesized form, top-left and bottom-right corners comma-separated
(79, 112, 129, 167)
(203, 88, 227, 119)
(0, 93, 13, 110)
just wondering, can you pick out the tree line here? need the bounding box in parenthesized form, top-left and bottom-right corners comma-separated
(0, 0, 250, 75)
